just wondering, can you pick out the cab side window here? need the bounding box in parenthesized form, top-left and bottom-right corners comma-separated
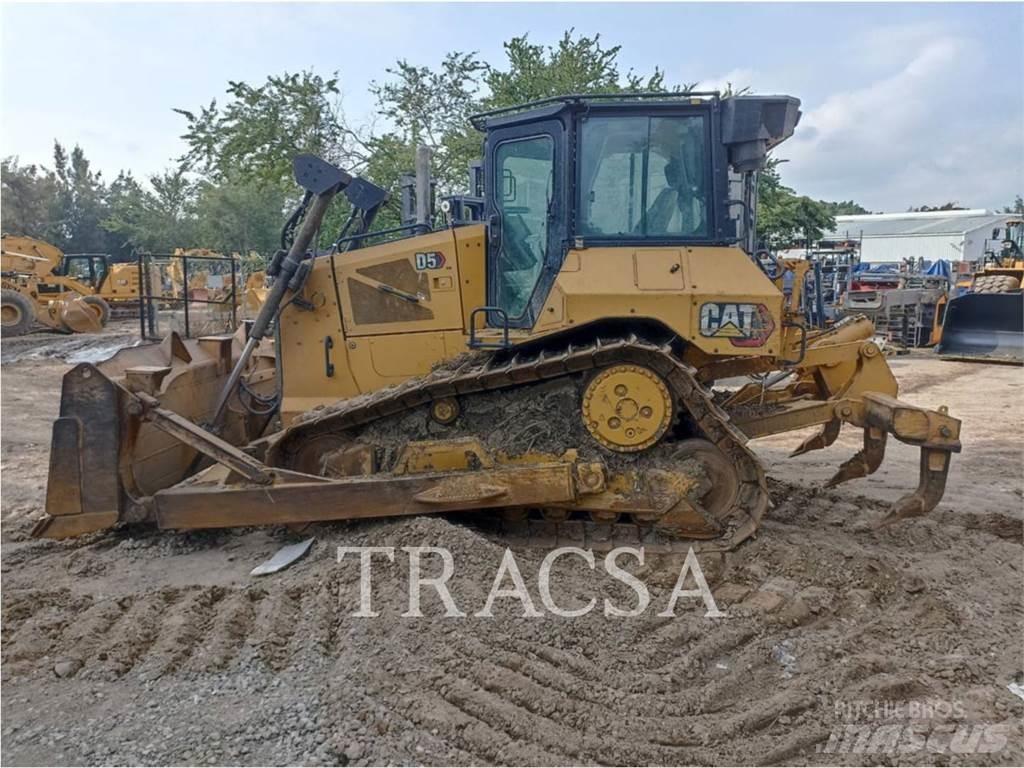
(493, 135, 554, 319)
(579, 115, 708, 239)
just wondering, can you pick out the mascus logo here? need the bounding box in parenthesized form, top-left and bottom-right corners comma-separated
(699, 302, 775, 347)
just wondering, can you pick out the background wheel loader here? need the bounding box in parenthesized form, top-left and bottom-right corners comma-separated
(1, 234, 148, 336)
(34, 92, 961, 547)
(935, 219, 1023, 364)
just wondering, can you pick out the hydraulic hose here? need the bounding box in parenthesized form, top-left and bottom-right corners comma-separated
(210, 188, 339, 430)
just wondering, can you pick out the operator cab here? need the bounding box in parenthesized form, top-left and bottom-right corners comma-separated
(472, 93, 801, 328)
(33, 253, 109, 296)
(56, 254, 108, 288)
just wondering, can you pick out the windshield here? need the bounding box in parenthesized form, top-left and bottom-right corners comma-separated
(578, 115, 709, 239)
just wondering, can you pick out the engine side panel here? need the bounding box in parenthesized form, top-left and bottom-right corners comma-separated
(278, 226, 488, 423)
(533, 245, 785, 357)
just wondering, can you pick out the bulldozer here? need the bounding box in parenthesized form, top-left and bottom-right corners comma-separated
(34, 92, 962, 548)
(1, 235, 148, 336)
(935, 219, 1023, 364)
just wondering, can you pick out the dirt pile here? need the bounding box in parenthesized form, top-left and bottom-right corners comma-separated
(2, 484, 1022, 766)
(2, 351, 1022, 766)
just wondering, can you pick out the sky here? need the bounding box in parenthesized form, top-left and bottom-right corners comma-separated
(2, 2, 1022, 212)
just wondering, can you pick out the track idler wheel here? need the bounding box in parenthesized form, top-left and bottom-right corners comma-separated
(651, 439, 741, 538)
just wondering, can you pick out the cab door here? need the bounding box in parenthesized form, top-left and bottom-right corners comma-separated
(485, 120, 564, 328)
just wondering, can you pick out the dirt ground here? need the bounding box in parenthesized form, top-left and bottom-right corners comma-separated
(1, 327, 1022, 766)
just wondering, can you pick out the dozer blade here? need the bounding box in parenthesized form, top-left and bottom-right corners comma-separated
(32, 330, 277, 539)
(936, 292, 1024, 364)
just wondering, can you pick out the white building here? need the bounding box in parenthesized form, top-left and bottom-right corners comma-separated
(824, 210, 1015, 265)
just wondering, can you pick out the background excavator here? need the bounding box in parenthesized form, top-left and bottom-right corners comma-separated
(1, 235, 141, 336)
(35, 92, 961, 547)
(935, 218, 1023, 363)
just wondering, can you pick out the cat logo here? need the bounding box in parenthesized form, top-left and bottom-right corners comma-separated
(699, 302, 775, 347)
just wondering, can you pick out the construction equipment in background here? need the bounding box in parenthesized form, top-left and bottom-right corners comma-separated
(1, 235, 112, 336)
(935, 218, 1024, 363)
(139, 249, 268, 339)
(796, 238, 951, 350)
(802, 238, 861, 326)
(841, 272, 948, 350)
(241, 270, 269, 319)
(34, 92, 961, 546)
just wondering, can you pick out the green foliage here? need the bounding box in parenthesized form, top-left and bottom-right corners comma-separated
(820, 199, 871, 216)
(175, 71, 355, 186)
(757, 159, 836, 248)
(369, 52, 487, 192)
(907, 202, 966, 212)
(50, 142, 112, 252)
(193, 174, 290, 255)
(1, 157, 58, 239)
(366, 29, 684, 202)
(103, 167, 200, 253)
(482, 30, 673, 109)
(3, 29, 860, 261)
(1001, 195, 1023, 215)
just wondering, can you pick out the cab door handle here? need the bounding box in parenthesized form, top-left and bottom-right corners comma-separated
(323, 335, 335, 378)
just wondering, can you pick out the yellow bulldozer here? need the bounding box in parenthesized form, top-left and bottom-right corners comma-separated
(1, 234, 142, 336)
(935, 219, 1023, 363)
(34, 92, 961, 547)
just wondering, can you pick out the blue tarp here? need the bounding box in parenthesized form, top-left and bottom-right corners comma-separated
(925, 259, 953, 280)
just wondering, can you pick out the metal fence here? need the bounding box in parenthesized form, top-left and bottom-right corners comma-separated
(137, 251, 240, 341)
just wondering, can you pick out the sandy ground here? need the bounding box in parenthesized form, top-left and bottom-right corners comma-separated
(1, 328, 1022, 766)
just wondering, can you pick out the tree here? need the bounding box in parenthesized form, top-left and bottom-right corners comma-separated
(820, 200, 870, 216)
(1, 157, 58, 238)
(369, 30, 684, 201)
(482, 30, 671, 109)
(757, 159, 835, 248)
(907, 202, 966, 212)
(104, 167, 199, 252)
(193, 173, 289, 255)
(175, 71, 360, 187)
(1001, 195, 1023, 215)
(6, 30, 844, 262)
(369, 52, 487, 192)
(50, 142, 112, 253)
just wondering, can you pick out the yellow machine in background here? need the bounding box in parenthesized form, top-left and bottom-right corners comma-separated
(1, 235, 113, 335)
(35, 93, 962, 545)
(936, 219, 1023, 363)
(241, 270, 268, 319)
(165, 249, 266, 308)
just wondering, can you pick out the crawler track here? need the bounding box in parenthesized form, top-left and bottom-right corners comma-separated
(274, 335, 770, 550)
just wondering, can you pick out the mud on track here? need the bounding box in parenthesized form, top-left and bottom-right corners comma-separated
(1, 347, 1022, 766)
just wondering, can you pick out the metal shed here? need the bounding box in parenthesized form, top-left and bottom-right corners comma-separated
(824, 210, 1015, 265)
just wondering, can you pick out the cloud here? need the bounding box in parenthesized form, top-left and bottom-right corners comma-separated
(777, 24, 1023, 211)
(696, 68, 757, 94)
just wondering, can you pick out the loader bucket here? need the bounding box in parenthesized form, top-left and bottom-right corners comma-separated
(936, 292, 1024, 364)
(56, 296, 103, 334)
